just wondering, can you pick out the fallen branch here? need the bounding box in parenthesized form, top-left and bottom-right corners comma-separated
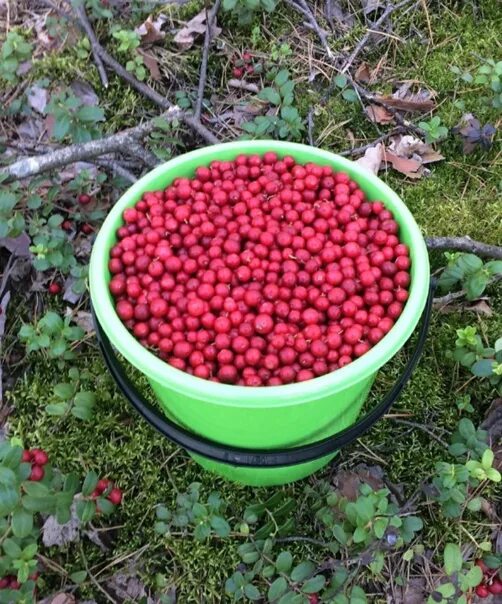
(433, 275, 502, 308)
(285, 0, 335, 60)
(194, 0, 222, 120)
(70, 2, 218, 145)
(392, 419, 449, 448)
(425, 236, 502, 260)
(127, 143, 159, 169)
(341, 0, 416, 73)
(338, 126, 406, 156)
(93, 159, 137, 184)
(0, 110, 180, 181)
(73, 3, 108, 88)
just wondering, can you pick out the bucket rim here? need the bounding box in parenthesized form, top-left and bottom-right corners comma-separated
(89, 140, 430, 406)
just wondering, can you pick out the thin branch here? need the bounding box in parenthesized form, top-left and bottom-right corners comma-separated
(285, 0, 335, 60)
(433, 275, 502, 308)
(276, 535, 330, 547)
(127, 143, 159, 169)
(392, 419, 449, 448)
(70, 2, 218, 144)
(93, 159, 138, 184)
(0, 110, 180, 181)
(194, 0, 222, 120)
(338, 126, 406, 156)
(73, 3, 109, 88)
(425, 236, 502, 260)
(341, 0, 416, 73)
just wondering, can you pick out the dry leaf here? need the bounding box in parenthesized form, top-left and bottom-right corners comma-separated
(355, 143, 384, 174)
(365, 104, 394, 125)
(50, 593, 75, 604)
(469, 300, 493, 316)
(70, 80, 99, 106)
(173, 10, 221, 50)
(382, 134, 444, 179)
(135, 14, 167, 45)
(333, 464, 385, 501)
(228, 79, 260, 93)
(43, 505, 80, 547)
(17, 117, 46, 141)
(374, 83, 435, 113)
(27, 85, 48, 114)
(355, 62, 371, 83)
(383, 149, 423, 179)
(138, 49, 161, 80)
(0, 233, 31, 257)
(70, 311, 95, 335)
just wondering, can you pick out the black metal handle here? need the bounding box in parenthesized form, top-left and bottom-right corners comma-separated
(93, 279, 436, 468)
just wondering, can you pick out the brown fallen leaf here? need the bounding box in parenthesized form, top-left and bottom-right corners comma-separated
(469, 300, 493, 316)
(135, 14, 167, 45)
(333, 464, 385, 501)
(374, 94, 435, 112)
(27, 85, 48, 114)
(383, 149, 423, 179)
(138, 49, 161, 81)
(365, 104, 394, 125)
(355, 143, 384, 174)
(355, 62, 371, 83)
(173, 10, 221, 50)
(228, 79, 260, 94)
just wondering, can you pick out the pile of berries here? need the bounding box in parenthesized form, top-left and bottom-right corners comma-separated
(232, 51, 256, 79)
(91, 478, 123, 505)
(0, 576, 21, 591)
(475, 559, 502, 598)
(22, 448, 49, 481)
(108, 152, 411, 386)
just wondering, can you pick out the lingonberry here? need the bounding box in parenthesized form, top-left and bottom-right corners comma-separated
(108, 487, 123, 505)
(48, 282, 61, 295)
(488, 579, 502, 594)
(109, 154, 411, 384)
(22, 449, 32, 462)
(475, 584, 489, 598)
(32, 449, 49, 466)
(29, 465, 44, 481)
(78, 193, 91, 205)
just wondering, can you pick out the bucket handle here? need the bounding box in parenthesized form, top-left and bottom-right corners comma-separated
(93, 278, 436, 468)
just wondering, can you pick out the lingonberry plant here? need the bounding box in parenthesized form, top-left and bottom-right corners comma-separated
(438, 252, 502, 300)
(0, 31, 33, 84)
(154, 483, 231, 540)
(332, 74, 359, 104)
(418, 116, 449, 144)
(45, 90, 105, 143)
(0, 440, 121, 601)
(451, 57, 502, 110)
(222, 0, 278, 26)
(46, 367, 96, 421)
(112, 29, 146, 81)
(0, 182, 25, 239)
(18, 311, 84, 364)
(28, 214, 76, 273)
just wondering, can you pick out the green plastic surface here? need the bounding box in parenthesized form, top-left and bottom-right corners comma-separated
(89, 141, 430, 486)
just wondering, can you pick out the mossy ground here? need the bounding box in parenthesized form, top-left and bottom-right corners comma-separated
(5, 0, 502, 602)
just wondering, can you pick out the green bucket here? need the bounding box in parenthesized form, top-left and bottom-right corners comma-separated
(90, 141, 432, 487)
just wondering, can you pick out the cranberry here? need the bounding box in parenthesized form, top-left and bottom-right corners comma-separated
(78, 193, 91, 205)
(107, 487, 123, 505)
(29, 465, 44, 481)
(32, 449, 48, 466)
(22, 450, 32, 462)
(475, 585, 489, 598)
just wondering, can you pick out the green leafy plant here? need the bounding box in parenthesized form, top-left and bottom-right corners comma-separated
(451, 58, 502, 110)
(222, 0, 278, 26)
(242, 69, 304, 140)
(46, 367, 96, 421)
(449, 418, 489, 460)
(426, 543, 483, 604)
(455, 394, 475, 414)
(85, 0, 113, 19)
(0, 440, 118, 600)
(19, 311, 84, 363)
(332, 73, 359, 103)
(438, 253, 502, 299)
(0, 183, 25, 238)
(450, 327, 502, 394)
(243, 491, 296, 539)
(45, 90, 105, 143)
(28, 214, 76, 273)
(0, 32, 33, 84)
(154, 483, 231, 540)
(418, 116, 449, 144)
(316, 484, 422, 574)
(112, 29, 146, 80)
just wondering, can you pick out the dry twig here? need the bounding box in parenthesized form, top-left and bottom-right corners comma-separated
(0, 110, 181, 182)
(194, 0, 222, 120)
(72, 3, 109, 88)
(425, 236, 502, 260)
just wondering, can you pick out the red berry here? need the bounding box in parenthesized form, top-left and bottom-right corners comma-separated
(475, 585, 489, 598)
(62, 220, 72, 231)
(0, 578, 9, 589)
(9, 580, 20, 590)
(32, 449, 48, 466)
(22, 450, 32, 462)
(107, 487, 122, 505)
(232, 67, 244, 78)
(242, 52, 252, 62)
(78, 193, 91, 205)
(82, 223, 94, 234)
(96, 478, 111, 494)
(48, 282, 61, 295)
(475, 559, 489, 574)
(488, 579, 502, 595)
(29, 465, 44, 481)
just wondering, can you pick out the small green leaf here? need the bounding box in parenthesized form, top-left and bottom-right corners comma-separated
(268, 577, 288, 601)
(481, 448, 494, 468)
(258, 87, 281, 105)
(471, 359, 495, 377)
(76, 105, 105, 122)
(291, 561, 315, 582)
(46, 402, 68, 416)
(70, 570, 87, 584)
(302, 575, 326, 593)
(274, 69, 290, 87)
(275, 551, 293, 573)
(342, 88, 359, 102)
(3, 538, 22, 558)
(22, 495, 56, 513)
(465, 272, 489, 300)
(96, 497, 114, 515)
(76, 499, 96, 522)
(82, 471, 98, 496)
(334, 74, 347, 88)
(444, 543, 463, 575)
(0, 467, 16, 485)
(54, 382, 75, 399)
(244, 584, 262, 601)
(71, 405, 93, 421)
(210, 515, 231, 537)
(464, 565, 482, 588)
(12, 508, 33, 538)
(22, 482, 49, 497)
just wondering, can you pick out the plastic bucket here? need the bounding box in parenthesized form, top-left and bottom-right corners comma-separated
(90, 141, 432, 487)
